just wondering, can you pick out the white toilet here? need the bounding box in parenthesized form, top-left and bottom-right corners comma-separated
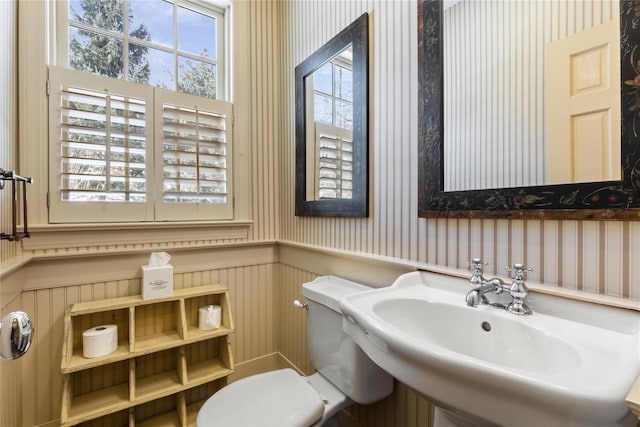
(196, 276, 394, 427)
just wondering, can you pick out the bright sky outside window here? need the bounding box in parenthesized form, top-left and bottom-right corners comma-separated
(312, 49, 353, 130)
(67, 0, 222, 99)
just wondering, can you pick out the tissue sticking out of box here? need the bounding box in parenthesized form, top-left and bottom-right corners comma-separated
(149, 251, 171, 267)
(142, 252, 174, 300)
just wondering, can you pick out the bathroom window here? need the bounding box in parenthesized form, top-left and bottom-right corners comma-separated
(48, 66, 233, 223)
(49, 0, 234, 223)
(57, 0, 228, 100)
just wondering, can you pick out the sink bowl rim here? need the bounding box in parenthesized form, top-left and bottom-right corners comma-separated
(340, 271, 640, 398)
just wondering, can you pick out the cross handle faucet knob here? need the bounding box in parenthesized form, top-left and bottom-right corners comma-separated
(467, 258, 488, 271)
(506, 264, 533, 281)
(467, 258, 488, 285)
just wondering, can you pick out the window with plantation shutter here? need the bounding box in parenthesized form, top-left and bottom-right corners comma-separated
(60, 84, 148, 202)
(315, 123, 353, 200)
(154, 89, 233, 221)
(49, 67, 154, 223)
(49, 66, 233, 224)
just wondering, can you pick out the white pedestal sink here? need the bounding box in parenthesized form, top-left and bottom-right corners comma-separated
(340, 271, 640, 427)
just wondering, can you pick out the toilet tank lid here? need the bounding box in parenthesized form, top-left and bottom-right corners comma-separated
(302, 276, 371, 312)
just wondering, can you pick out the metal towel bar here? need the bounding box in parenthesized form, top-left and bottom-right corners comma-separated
(0, 168, 32, 241)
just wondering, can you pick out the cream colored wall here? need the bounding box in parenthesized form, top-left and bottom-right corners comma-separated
(280, 0, 640, 300)
(0, 3, 21, 425)
(1, 1, 282, 426)
(277, 258, 434, 427)
(0, 0, 18, 265)
(2, 246, 277, 426)
(3, 1, 640, 426)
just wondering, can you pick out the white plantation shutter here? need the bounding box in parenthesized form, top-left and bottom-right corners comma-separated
(315, 122, 353, 199)
(154, 89, 233, 221)
(48, 67, 234, 223)
(49, 67, 154, 223)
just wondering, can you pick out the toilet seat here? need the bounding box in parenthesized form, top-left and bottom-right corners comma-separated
(196, 368, 325, 427)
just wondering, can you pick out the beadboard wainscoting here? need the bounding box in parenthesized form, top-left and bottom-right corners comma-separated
(0, 245, 278, 427)
(277, 255, 434, 427)
(3, 0, 640, 426)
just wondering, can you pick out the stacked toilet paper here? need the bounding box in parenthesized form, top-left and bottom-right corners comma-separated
(199, 305, 222, 331)
(82, 324, 118, 358)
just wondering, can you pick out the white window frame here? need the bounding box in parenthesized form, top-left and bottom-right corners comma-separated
(54, 0, 228, 100)
(48, 66, 234, 224)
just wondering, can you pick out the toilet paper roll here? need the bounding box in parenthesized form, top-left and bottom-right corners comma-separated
(82, 324, 118, 358)
(199, 305, 222, 331)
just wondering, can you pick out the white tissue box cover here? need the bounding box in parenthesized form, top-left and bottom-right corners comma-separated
(141, 265, 174, 300)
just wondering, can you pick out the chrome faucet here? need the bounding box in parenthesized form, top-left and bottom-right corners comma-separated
(505, 264, 533, 315)
(465, 277, 506, 307)
(465, 260, 533, 315)
(467, 258, 487, 286)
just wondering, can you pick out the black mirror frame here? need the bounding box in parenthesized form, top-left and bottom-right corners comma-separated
(418, 0, 640, 220)
(295, 13, 369, 217)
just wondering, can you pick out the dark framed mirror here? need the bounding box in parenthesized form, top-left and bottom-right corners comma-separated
(296, 13, 369, 217)
(418, 0, 640, 220)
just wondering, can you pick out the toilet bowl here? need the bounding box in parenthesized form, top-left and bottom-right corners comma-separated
(196, 276, 394, 427)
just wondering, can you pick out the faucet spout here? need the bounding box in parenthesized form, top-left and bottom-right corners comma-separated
(465, 278, 505, 307)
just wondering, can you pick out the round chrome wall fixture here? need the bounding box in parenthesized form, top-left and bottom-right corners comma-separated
(0, 311, 34, 360)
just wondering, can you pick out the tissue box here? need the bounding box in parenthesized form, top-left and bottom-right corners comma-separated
(141, 265, 174, 300)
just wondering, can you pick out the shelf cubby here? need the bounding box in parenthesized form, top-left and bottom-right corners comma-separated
(62, 307, 131, 373)
(76, 408, 132, 427)
(184, 339, 233, 387)
(61, 361, 130, 426)
(60, 284, 235, 427)
(183, 292, 234, 340)
(134, 301, 182, 352)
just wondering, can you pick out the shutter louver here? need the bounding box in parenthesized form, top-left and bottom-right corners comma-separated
(49, 67, 155, 223)
(154, 88, 233, 221)
(49, 66, 233, 223)
(162, 105, 228, 204)
(315, 123, 353, 199)
(59, 86, 148, 202)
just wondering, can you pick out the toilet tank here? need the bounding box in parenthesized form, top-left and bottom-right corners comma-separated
(301, 276, 393, 404)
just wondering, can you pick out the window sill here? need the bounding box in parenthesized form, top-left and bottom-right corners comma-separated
(22, 221, 252, 257)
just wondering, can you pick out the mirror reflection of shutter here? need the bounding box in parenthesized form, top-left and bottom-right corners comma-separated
(155, 89, 233, 221)
(48, 66, 154, 223)
(314, 122, 353, 200)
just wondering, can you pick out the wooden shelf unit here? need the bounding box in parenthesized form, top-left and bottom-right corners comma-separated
(60, 284, 235, 427)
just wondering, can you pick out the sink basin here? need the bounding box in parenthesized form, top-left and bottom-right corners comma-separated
(340, 271, 640, 427)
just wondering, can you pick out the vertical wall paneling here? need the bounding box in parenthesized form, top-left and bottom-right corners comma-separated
(604, 222, 625, 297)
(562, 221, 579, 291)
(0, 2, 20, 424)
(0, 0, 17, 263)
(631, 222, 640, 299)
(280, 0, 633, 299)
(0, 298, 22, 427)
(583, 221, 601, 294)
(279, 262, 434, 427)
(510, 220, 525, 270)
(11, 260, 276, 426)
(443, 0, 618, 191)
(496, 220, 510, 274)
